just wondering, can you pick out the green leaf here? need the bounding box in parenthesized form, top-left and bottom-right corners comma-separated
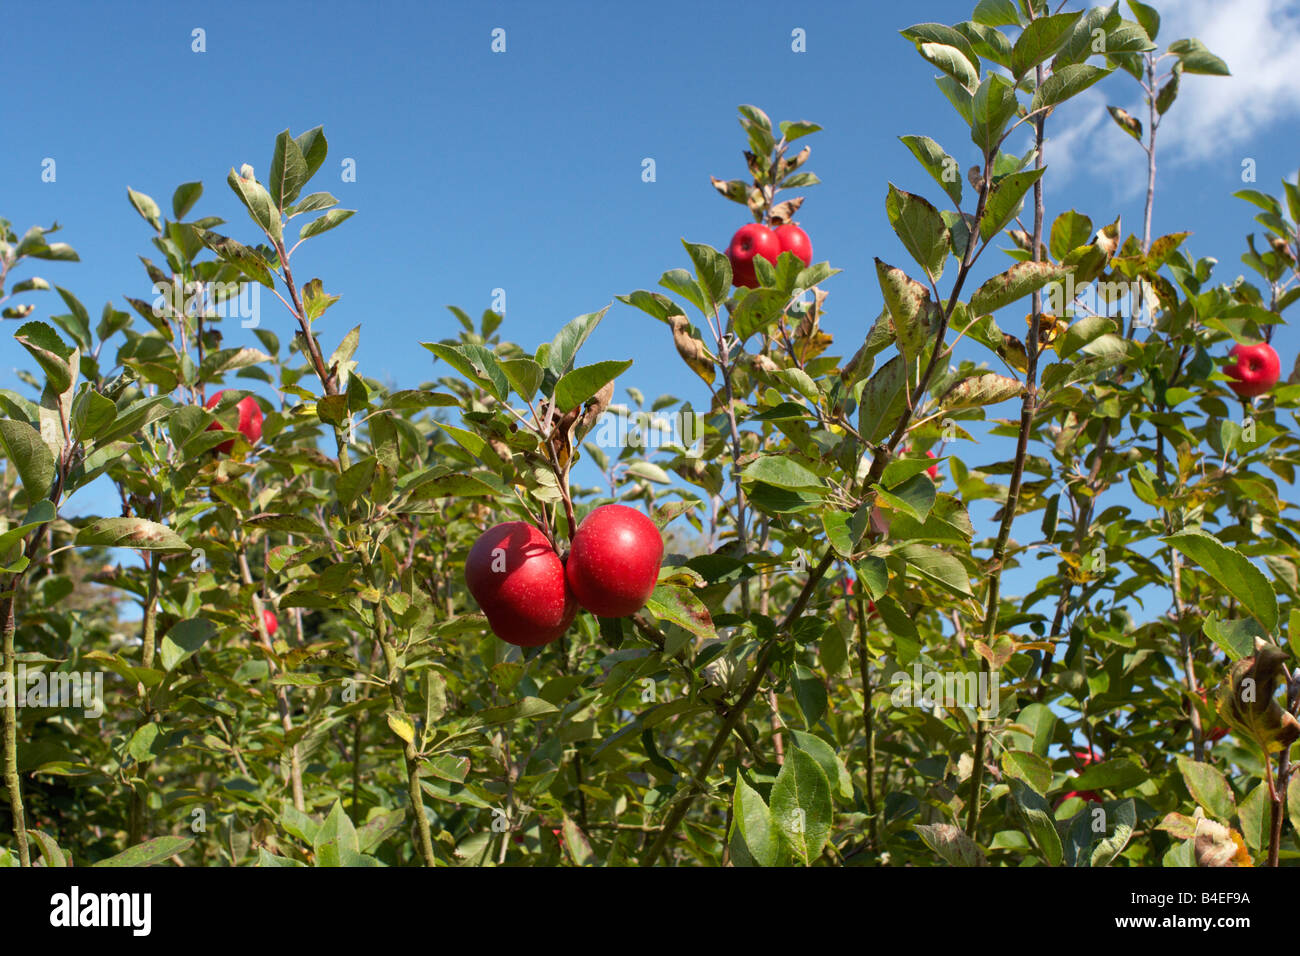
(15, 321, 74, 394)
(788, 730, 853, 801)
(1176, 754, 1236, 821)
(127, 187, 162, 232)
(500, 358, 544, 402)
(337, 456, 377, 509)
(299, 209, 355, 240)
(938, 372, 1022, 409)
(1127, 0, 1159, 41)
(26, 829, 67, 867)
(75, 518, 189, 552)
(424, 342, 508, 401)
(193, 228, 275, 287)
(858, 355, 908, 443)
(876, 258, 932, 371)
(731, 773, 784, 867)
(1168, 38, 1230, 76)
(918, 42, 979, 90)
(1010, 780, 1062, 866)
(456, 697, 558, 734)
(769, 749, 833, 865)
(160, 618, 216, 671)
(1001, 750, 1052, 796)
(91, 836, 194, 867)
(1164, 531, 1277, 632)
(561, 814, 595, 866)
(897, 543, 972, 596)
(227, 167, 281, 241)
(543, 308, 609, 381)
(875, 473, 937, 523)
(0, 419, 56, 501)
(792, 664, 828, 728)
(886, 185, 949, 279)
(1203, 614, 1266, 662)
(644, 584, 716, 641)
(740, 455, 823, 491)
(914, 822, 988, 866)
(172, 181, 203, 220)
(1237, 783, 1269, 854)
(972, 0, 1019, 27)
(293, 126, 329, 181)
(1049, 209, 1094, 261)
(269, 129, 309, 211)
(1090, 798, 1136, 866)
(970, 73, 1020, 155)
(683, 240, 731, 307)
(1031, 63, 1110, 113)
(980, 169, 1046, 241)
(970, 261, 1071, 314)
(1011, 11, 1083, 77)
(1071, 758, 1148, 792)
(554, 359, 633, 413)
(899, 135, 963, 206)
(314, 801, 360, 856)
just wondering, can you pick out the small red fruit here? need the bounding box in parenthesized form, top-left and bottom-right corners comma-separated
(259, 609, 278, 638)
(205, 390, 263, 453)
(565, 504, 664, 618)
(726, 223, 781, 288)
(773, 223, 812, 267)
(465, 523, 577, 646)
(1225, 342, 1281, 398)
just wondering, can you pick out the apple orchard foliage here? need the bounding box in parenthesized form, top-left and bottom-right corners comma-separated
(3, 1, 1300, 869)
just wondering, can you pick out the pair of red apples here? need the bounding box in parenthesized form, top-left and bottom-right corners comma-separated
(466, 504, 664, 647)
(726, 223, 812, 287)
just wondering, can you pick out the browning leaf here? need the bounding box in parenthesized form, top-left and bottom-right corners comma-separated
(1215, 642, 1300, 754)
(669, 315, 716, 386)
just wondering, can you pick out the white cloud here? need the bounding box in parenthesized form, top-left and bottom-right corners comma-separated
(1153, 0, 1300, 163)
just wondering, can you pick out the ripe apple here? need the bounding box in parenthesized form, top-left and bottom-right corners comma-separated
(205, 391, 264, 453)
(1224, 342, 1281, 398)
(774, 223, 812, 267)
(465, 522, 577, 646)
(259, 609, 278, 638)
(726, 223, 781, 288)
(565, 504, 664, 617)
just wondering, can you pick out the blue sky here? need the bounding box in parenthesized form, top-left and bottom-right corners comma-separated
(4, 0, 1299, 613)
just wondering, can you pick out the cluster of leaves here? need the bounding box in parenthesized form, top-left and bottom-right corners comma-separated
(2, 0, 1300, 868)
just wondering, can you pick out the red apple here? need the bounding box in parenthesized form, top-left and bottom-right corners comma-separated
(1225, 342, 1280, 398)
(565, 504, 664, 617)
(773, 223, 812, 267)
(726, 223, 781, 288)
(259, 609, 278, 638)
(465, 522, 577, 646)
(205, 390, 264, 453)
